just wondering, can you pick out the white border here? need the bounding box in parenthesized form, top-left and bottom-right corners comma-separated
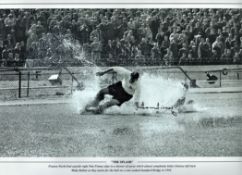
(0, 157, 241, 175)
(0, 1, 241, 174)
(0, 0, 241, 4)
(0, 4, 242, 8)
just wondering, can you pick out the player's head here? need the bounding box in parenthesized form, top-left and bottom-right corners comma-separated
(130, 71, 139, 83)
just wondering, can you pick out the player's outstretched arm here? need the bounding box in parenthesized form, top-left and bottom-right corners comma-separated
(96, 68, 115, 76)
(96, 67, 131, 77)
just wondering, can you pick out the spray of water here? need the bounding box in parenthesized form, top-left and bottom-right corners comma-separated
(62, 38, 189, 115)
(71, 69, 186, 114)
(62, 38, 95, 66)
(62, 38, 101, 113)
(139, 73, 184, 107)
(71, 67, 100, 113)
(105, 73, 185, 115)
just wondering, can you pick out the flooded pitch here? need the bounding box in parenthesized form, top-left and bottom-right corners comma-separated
(0, 92, 241, 157)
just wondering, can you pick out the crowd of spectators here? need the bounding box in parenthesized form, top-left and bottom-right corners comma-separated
(0, 8, 242, 67)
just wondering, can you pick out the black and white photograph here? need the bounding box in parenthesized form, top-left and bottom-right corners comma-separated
(0, 2, 242, 172)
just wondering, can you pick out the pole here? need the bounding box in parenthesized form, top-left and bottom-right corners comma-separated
(18, 71, 21, 98)
(27, 72, 30, 97)
(71, 73, 73, 94)
(219, 71, 222, 87)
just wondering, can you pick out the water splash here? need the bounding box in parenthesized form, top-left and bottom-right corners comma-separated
(71, 70, 187, 114)
(62, 38, 101, 113)
(139, 73, 184, 107)
(71, 67, 100, 113)
(63, 37, 189, 115)
(62, 38, 94, 66)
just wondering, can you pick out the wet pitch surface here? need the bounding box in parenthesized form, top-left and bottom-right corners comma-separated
(0, 92, 241, 157)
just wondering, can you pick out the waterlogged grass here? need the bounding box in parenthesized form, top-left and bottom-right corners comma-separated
(0, 102, 241, 157)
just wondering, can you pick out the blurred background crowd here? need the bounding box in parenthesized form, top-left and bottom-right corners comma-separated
(0, 8, 242, 67)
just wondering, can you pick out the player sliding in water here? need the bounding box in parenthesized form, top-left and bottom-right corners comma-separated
(85, 67, 141, 114)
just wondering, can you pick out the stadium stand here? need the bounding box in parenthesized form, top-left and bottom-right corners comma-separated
(0, 9, 242, 67)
